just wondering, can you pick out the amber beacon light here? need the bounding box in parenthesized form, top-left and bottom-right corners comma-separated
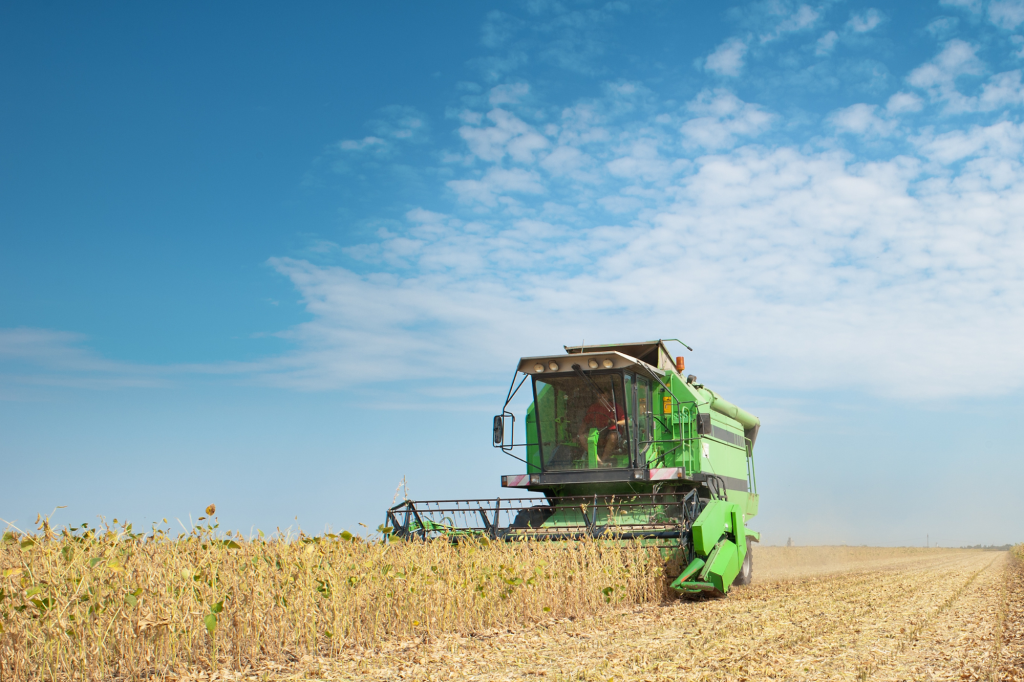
(676, 356, 685, 372)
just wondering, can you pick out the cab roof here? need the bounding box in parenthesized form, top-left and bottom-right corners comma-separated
(564, 340, 677, 373)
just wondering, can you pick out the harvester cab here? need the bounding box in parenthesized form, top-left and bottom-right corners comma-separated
(385, 339, 762, 596)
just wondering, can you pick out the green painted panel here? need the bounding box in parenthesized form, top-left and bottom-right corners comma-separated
(669, 558, 705, 591)
(703, 539, 739, 593)
(692, 500, 734, 556)
(745, 493, 759, 517)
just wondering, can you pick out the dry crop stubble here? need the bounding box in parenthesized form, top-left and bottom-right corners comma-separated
(0, 515, 665, 681)
(309, 546, 1024, 681)
(1, 516, 1022, 682)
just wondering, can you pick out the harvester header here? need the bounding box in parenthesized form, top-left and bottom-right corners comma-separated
(385, 338, 763, 596)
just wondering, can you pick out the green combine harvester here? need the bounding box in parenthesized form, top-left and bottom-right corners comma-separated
(385, 340, 761, 596)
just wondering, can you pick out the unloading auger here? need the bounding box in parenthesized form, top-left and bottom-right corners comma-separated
(383, 340, 762, 596)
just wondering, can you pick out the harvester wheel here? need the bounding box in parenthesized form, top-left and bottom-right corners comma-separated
(733, 537, 753, 586)
(510, 508, 554, 529)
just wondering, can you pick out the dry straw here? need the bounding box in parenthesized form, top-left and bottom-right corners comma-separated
(0, 510, 666, 681)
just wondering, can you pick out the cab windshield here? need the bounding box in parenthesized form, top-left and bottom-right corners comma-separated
(533, 372, 631, 470)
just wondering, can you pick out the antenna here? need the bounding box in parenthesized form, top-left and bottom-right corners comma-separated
(664, 338, 694, 352)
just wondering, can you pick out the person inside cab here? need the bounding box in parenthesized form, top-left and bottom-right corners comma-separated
(576, 388, 625, 465)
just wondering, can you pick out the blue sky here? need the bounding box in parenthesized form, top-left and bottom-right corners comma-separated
(3, 0, 1024, 546)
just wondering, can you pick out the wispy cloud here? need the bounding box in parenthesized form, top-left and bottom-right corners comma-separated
(845, 9, 885, 34)
(908, 40, 1024, 114)
(681, 90, 774, 150)
(827, 103, 896, 136)
(16, 1, 1024, 408)
(989, 0, 1024, 29)
(0, 328, 168, 393)
(816, 30, 839, 55)
(251, 64, 1024, 401)
(704, 38, 748, 77)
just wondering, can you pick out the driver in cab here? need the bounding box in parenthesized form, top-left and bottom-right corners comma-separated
(576, 389, 625, 464)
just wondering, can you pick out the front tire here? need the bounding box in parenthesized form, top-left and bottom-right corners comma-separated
(733, 537, 753, 586)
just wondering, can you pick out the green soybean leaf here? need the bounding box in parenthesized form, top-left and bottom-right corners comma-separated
(204, 613, 217, 635)
(211, 600, 224, 614)
(89, 558, 103, 568)
(224, 540, 241, 549)
(19, 539, 35, 549)
(125, 594, 138, 608)
(340, 531, 353, 542)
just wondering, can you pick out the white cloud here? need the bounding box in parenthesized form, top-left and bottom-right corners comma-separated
(977, 69, 1024, 108)
(539, 145, 597, 181)
(759, 4, 820, 43)
(704, 38, 748, 77)
(907, 40, 993, 113)
(1013, 35, 1024, 57)
(480, 10, 522, 48)
(489, 83, 530, 106)
(913, 120, 1024, 163)
(335, 106, 429, 154)
(447, 167, 546, 206)
(0, 328, 169, 392)
(369, 105, 428, 141)
(816, 31, 838, 56)
(680, 90, 774, 150)
(925, 16, 959, 38)
(940, 0, 982, 13)
(606, 138, 688, 183)
(990, 0, 1024, 29)
(23, 51, 1024, 407)
(264, 133, 1024, 400)
(828, 103, 897, 136)
(846, 8, 885, 33)
(459, 108, 550, 164)
(908, 40, 1024, 114)
(886, 91, 924, 114)
(254, 56, 1024, 403)
(907, 40, 984, 89)
(338, 136, 386, 151)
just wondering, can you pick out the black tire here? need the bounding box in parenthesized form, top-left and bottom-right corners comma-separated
(510, 507, 554, 529)
(733, 537, 753, 586)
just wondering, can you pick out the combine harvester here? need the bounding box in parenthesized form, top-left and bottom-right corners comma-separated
(384, 340, 761, 596)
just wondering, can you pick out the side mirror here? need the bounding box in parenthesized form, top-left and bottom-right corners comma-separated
(492, 415, 504, 445)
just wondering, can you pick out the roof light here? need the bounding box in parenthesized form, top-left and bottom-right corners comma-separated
(548, 361, 560, 371)
(534, 363, 545, 372)
(676, 356, 685, 372)
(602, 358, 614, 368)
(588, 358, 599, 369)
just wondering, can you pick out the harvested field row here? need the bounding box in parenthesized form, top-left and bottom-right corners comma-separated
(261, 546, 1022, 682)
(3, 530, 1021, 681)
